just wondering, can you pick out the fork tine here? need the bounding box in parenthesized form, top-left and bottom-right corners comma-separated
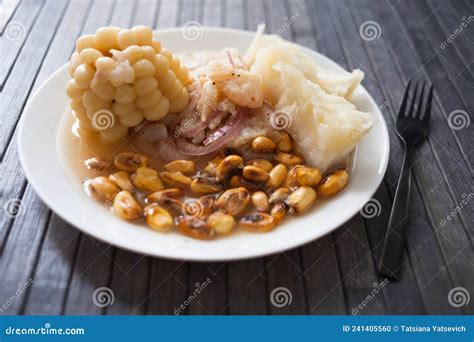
(414, 82, 426, 119)
(406, 82, 419, 117)
(398, 80, 412, 118)
(422, 84, 434, 125)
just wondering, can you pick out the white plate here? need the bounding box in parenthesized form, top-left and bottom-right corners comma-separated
(18, 27, 390, 261)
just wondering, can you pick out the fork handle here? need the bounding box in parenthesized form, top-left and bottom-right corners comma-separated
(379, 143, 414, 279)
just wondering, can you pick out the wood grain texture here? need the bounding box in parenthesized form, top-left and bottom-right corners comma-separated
(0, 0, 472, 316)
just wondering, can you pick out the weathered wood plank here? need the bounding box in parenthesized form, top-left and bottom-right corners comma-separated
(203, 0, 223, 27)
(224, 0, 244, 29)
(227, 258, 268, 314)
(21, 216, 81, 315)
(145, 260, 188, 315)
(401, 0, 474, 174)
(244, 0, 265, 31)
(350, 0, 472, 313)
(132, 0, 160, 28)
(0, 0, 67, 157)
(286, 0, 346, 315)
(0, 0, 43, 87)
(0, 0, 70, 315)
(0, 0, 73, 248)
(0, 186, 50, 315)
(187, 262, 229, 314)
(428, 0, 474, 65)
(382, 0, 474, 311)
(0, 0, 20, 32)
(156, 0, 180, 28)
(62, 237, 115, 315)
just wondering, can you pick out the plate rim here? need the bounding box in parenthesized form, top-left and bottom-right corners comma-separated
(18, 26, 390, 261)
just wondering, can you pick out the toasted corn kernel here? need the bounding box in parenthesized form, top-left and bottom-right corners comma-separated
(113, 190, 142, 220)
(88, 177, 119, 203)
(177, 216, 212, 240)
(144, 204, 173, 232)
(216, 187, 250, 215)
(207, 212, 235, 235)
(284, 166, 299, 190)
(115, 152, 149, 172)
(287, 186, 317, 213)
(271, 202, 287, 224)
(190, 176, 222, 194)
(159, 171, 192, 188)
(109, 171, 134, 191)
(269, 187, 290, 204)
(251, 191, 269, 212)
(131, 167, 163, 191)
(295, 166, 322, 187)
(84, 157, 112, 171)
(266, 164, 288, 189)
(275, 152, 303, 167)
(164, 160, 196, 174)
(277, 132, 292, 153)
(240, 213, 276, 232)
(317, 170, 349, 197)
(242, 165, 269, 182)
(252, 136, 276, 153)
(147, 188, 183, 204)
(215, 155, 244, 181)
(203, 156, 223, 176)
(245, 159, 273, 172)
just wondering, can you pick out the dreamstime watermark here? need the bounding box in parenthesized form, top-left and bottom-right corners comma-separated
(270, 287, 293, 308)
(448, 287, 470, 308)
(5, 323, 85, 336)
(181, 21, 204, 41)
(275, 12, 301, 36)
(91, 109, 115, 131)
(92, 287, 115, 307)
(359, 20, 381, 41)
(270, 110, 292, 130)
(0, 278, 34, 313)
(352, 278, 390, 315)
(439, 192, 473, 227)
(5, 21, 26, 41)
(173, 100, 211, 138)
(447, 109, 470, 130)
(3, 198, 25, 218)
(359, 198, 382, 219)
(174, 278, 213, 315)
(440, 16, 474, 49)
(181, 198, 205, 218)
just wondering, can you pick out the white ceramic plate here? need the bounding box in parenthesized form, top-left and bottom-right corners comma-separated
(18, 27, 390, 261)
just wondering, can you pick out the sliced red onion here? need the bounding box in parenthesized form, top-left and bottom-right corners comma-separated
(180, 110, 222, 138)
(175, 109, 247, 156)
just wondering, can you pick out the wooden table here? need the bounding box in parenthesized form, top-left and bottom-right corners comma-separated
(1, 0, 473, 315)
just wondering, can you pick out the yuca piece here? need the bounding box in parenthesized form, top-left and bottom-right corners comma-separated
(66, 25, 190, 143)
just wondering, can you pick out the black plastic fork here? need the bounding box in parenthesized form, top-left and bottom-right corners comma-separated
(378, 80, 434, 279)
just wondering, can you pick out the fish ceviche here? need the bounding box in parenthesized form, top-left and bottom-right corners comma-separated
(66, 24, 375, 239)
